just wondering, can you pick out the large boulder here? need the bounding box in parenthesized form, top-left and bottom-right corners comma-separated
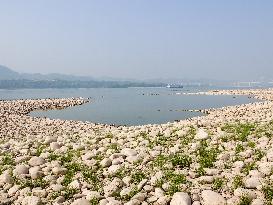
(170, 192, 191, 205)
(201, 190, 226, 205)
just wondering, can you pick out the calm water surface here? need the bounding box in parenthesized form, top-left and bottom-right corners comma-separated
(0, 87, 258, 126)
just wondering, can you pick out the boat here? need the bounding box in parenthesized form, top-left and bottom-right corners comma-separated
(166, 84, 183, 88)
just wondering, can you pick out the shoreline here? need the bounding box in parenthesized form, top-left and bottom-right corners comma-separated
(1, 88, 273, 204)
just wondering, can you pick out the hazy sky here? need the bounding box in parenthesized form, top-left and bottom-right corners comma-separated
(0, 1, 273, 80)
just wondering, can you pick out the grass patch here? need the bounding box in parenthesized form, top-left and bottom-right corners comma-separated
(232, 175, 243, 189)
(171, 154, 192, 168)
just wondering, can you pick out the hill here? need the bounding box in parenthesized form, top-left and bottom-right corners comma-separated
(0, 65, 20, 79)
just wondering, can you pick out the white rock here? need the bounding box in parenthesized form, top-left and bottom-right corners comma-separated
(170, 192, 191, 205)
(157, 196, 171, 205)
(69, 180, 81, 189)
(85, 191, 101, 200)
(154, 188, 165, 198)
(112, 157, 124, 165)
(50, 142, 61, 151)
(0, 171, 13, 184)
(258, 162, 273, 176)
(244, 177, 261, 189)
(8, 185, 19, 196)
(124, 199, 141, 205)
(137, 179, 148, 190)
(100, 158, 112, 168)
(132, 192, 147, 201)
(22, 196, 41, 205)
(195, 129, 209, 140)
(103, 178, 123, 197)
(45, 136, 57, 144)
(108, 165, 121, 175)
(234, 188, 257, 200)
(120, 187, 132, 197)
(71, 198, 90, 205)
(121, 148, 137, 157)
(201, 190, 226, 205)
(51, 184, 63, 192)
(52, 167, 67, 175)
(54, 196, 65, 203)
(29, 166, 43, 179)
(28, 157, 45, 166)
(14, 164, 29, 176)
(251, 198, 264, 205)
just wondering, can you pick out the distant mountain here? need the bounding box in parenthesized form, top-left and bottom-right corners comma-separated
(0, 65, 96, 81)
(0, 65, 20, 79)
(0, 65, 166, 89)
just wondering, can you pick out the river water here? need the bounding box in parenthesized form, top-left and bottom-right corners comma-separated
(0, 87, 258, 126)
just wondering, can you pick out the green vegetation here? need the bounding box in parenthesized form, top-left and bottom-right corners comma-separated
(51, 188, 79, 200)
(131, 171, 146, 184)
(235, 144, 245, 154)
(232, 175, 243, 189)
(153, 154, 168, 168)
(180, 126, 196, 145)
(212, 178, 225, 191)
(242, 162, 256, 175)
(121, 187, 138, 201)
(254, 149, 265, 161)
(2, 153, 15, 166)
(170, 154, 192, 168)
(164, 171, 187, 196)
(238, 195, 252, 205)
(196, 140, 219, 175)
(35, 144, 46, 156)
(222, 123, 255, 142)
(17, 177, 49, 189)
(262, 185, 273, 203)
(247, 141, 256, 148)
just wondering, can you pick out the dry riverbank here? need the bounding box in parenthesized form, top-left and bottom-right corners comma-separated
(1, 89, 273, 205)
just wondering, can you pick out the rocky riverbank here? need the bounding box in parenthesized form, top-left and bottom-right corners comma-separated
(1, 89, 273, 205)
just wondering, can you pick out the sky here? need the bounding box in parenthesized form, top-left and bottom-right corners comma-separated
(0, 1, 273, 81)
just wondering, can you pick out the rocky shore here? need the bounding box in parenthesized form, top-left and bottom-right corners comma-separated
(1, 89, 273, 205)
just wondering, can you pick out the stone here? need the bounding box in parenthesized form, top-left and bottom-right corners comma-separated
(100, 158, 112, 167)
(157, 196, 171, 205)
(29, 166, 43, 179)
(124, 199, 141, 205)
(69, 180, 81, 189)
(112, 157, 124, 165)
(251, 198, 264, 205)
(137, 179, 148, 190)
(45, 136, 57, 144)
(55, 196, 65, 203)
(234, 188, 257, 200)
(154, 188, 165, 198)
(108, 165, 121, 175)
(22, 196, 41, 205)
(14, 164, 29, 176)
(8, 185, 19, 196)
(50, 142, 61, 151)
(85, 191, 102, 200)
(71, 198, 90, 205)
(120, 187, 132, 197)
(258, 162, 273, 176)
(244, 177, 261, 189)
(0, 171, 13, 184)
(170, 192, 191, 205)
(103, 178, 123, 197)
(201, 190, 226, 205)
(121, 148, 137, 157)
(132, 192, 147, 201)
(195, 129, 209, 140)
(28, 157, 45, 166)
